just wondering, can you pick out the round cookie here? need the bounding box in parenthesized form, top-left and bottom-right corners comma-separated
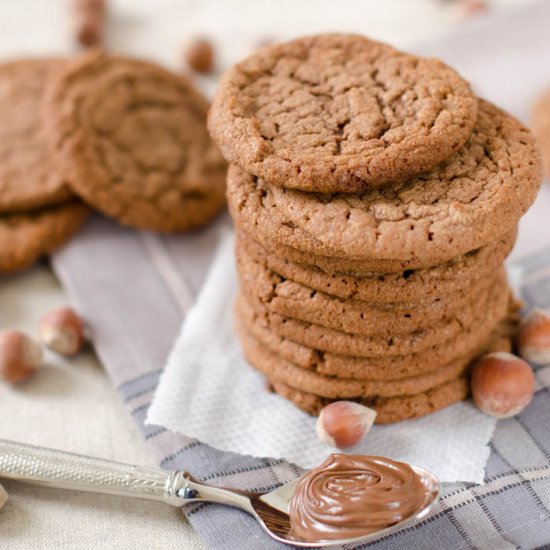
(0, 59, 73, 213)
(237, 317, 479, 399)
(264, 318, 514, 423)
(237, 271, 509, 358)
(46, 52, 227, 232)
(208, 34, 478, 193)
(268, 377, 469, 424)
(237, 225, 516, 280)
(238, 228, 516, 303)
(268, 306, 513, 424)
(227, 100, 541, 265)
(237, 244, 501, 337)
(236, 288, 516, 380)
(531, 88, 550, 180)
(0, 202, 90, 273)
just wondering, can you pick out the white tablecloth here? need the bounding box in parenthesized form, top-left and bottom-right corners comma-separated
(0, 266, 206, 549)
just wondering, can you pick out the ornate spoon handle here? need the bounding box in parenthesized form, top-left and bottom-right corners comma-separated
(0, 439, 186, 505)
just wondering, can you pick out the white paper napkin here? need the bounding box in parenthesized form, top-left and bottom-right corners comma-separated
(147, 228, 498, 482)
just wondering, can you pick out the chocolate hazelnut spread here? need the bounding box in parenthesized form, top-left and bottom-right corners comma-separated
(288, 454, 431, 542)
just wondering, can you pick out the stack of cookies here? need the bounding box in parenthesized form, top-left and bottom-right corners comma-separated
(208, 34, 543, 423)
(0, 52, 226, 274)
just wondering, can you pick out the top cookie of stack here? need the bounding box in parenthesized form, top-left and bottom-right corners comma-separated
(209, 34, 478, 193)
(208, 34, 543, 423)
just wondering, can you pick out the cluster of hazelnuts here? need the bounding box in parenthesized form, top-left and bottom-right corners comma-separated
(317, 309, 550, 449)
(0, 308, 86, 384)
(0, 309, 84, 510)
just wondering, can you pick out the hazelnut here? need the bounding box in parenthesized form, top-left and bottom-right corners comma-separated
(0, 330, 42, 384)
(316, 401, 377, 449)
(0, 484, 7, 511)
(517, 309, 550, 365)
(75, 16, 103, 48)
(184, 38, 214, 74)
(471, 352, 535, 418)
(39, 307, 85, 356)
(72, 0, 106, 48)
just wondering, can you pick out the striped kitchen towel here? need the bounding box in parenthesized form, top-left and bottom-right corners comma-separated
(52, 213, 550, 550)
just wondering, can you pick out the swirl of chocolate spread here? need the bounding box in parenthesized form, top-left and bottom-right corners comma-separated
(288, 454, 430, 542)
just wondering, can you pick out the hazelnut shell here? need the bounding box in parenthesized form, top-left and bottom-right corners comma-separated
(471, 352, 534, 418)
(517, 309, 550, 365)
(39, 307, 85, 356)
(0, 330, 42, 384)
(316, 401, 377, 448)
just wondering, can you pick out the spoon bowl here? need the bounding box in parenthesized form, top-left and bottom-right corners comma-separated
(249, 465, 440, 546)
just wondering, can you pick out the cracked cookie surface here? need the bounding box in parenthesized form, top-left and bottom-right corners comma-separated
(209, 34, 478, 193)
(0, 202, 90, 273)
(237, 317, 474, 399)
(259, 315, 515, 423)
(0, 59, 73, 213)
(46, 52, 227, 232)
(237, 269, 509, 357)
(236, 291, 515, 380)
(268, 377, 470, 424)
(228, 100, 541, 263)
(237, 317, 507, 400)
(237, 228, 516, 303)
(237, 224, 517, 273)
(237, 243, 501, 337)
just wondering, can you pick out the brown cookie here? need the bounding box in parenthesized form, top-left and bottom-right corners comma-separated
(0, 202, 90, 273)
(237, 318, 483, 399)
(268, 377, 469, 424)
(0, 59, 73, 213)
(227, 100, 541, 265)
(237, 225, 516, 282)
(263, 310, 515, 423)
(237, 243, 501, 337)
(208, 34, 478, 193)
(46, 52, 227, 232)
(532, 87, 550, 180)
(238, 268, 509, 358)
(236, 287, 516, 380)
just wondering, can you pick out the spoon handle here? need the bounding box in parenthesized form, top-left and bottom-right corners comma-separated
(0, 439, 186, 505)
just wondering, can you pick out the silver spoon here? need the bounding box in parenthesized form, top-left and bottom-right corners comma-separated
(0, 439, 440, 547)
